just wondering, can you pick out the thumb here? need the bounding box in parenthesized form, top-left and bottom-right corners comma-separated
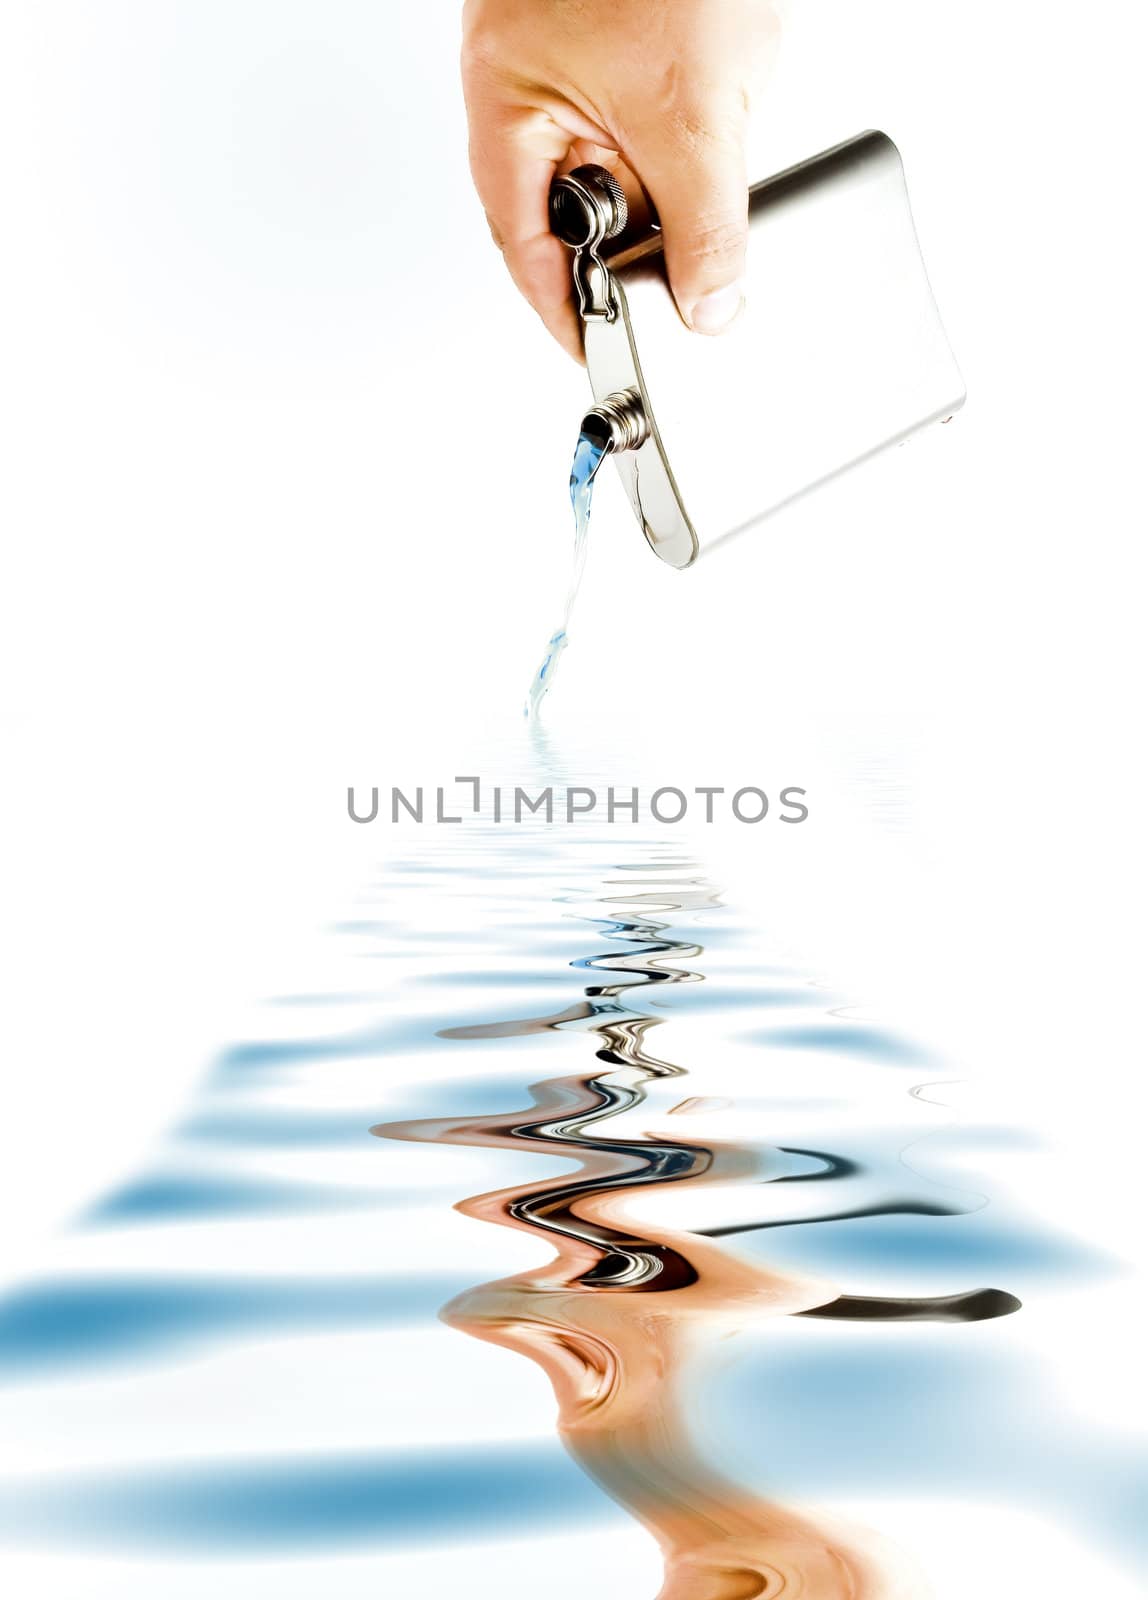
(628, 107, 749, 335)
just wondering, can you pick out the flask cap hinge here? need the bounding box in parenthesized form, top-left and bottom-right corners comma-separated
(549, 165, 628, 322)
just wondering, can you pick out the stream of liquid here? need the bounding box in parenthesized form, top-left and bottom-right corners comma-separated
(524, 431, 608, 720)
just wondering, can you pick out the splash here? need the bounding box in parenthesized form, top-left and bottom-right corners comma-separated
(525, 430, 608, 720)
(375, 856, 1020, 1597)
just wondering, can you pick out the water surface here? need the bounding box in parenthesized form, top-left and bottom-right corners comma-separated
(0, 819, 1140, 1596)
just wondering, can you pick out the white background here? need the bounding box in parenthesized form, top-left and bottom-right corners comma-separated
(0, 0, 1144, 1456)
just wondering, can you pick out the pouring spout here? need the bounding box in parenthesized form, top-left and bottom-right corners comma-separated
(581, 387, 649, 456)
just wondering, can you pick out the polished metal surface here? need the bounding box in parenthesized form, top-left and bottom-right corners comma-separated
(582, 388, 650, 455)
(555, 132, 966, 568)
(549, 166, 629, 322)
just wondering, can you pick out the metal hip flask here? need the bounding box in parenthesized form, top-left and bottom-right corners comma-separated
(550, 131, 966, 568)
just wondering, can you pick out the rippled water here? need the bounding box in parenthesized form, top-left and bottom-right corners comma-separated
(0, 812, 1143, 1595)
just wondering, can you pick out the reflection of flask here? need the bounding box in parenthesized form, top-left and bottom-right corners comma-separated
(550, 132, 966, 568)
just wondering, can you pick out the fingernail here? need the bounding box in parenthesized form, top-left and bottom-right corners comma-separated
(689, 281, 745, 335)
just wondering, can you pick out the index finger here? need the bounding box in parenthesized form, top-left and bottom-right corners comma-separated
(466, 102, 584, 361)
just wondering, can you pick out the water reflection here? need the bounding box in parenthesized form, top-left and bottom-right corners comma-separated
(374, 841, 1022, 1596)
(0, 823, 1135, 1592)
(0, 1276, 456, 1373)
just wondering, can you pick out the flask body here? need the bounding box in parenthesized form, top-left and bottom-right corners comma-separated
(578, 132, 966, 568)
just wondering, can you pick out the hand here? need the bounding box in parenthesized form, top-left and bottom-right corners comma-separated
(461, 0, 781, 360)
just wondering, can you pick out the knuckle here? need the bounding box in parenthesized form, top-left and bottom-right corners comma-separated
(668, 104, 714, 157)
(686, 214, 746, 266)
(483, 210, 506, 253)
(460, 28, 505, 88)
(665, 83, 746, 151)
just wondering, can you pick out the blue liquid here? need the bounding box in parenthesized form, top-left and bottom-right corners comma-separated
(524, 431, 607, 718)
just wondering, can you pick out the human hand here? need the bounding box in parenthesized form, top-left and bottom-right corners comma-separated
(461, 0, 781, 360)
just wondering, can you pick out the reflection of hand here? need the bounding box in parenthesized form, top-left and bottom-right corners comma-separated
(461, 0, 780, 360)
